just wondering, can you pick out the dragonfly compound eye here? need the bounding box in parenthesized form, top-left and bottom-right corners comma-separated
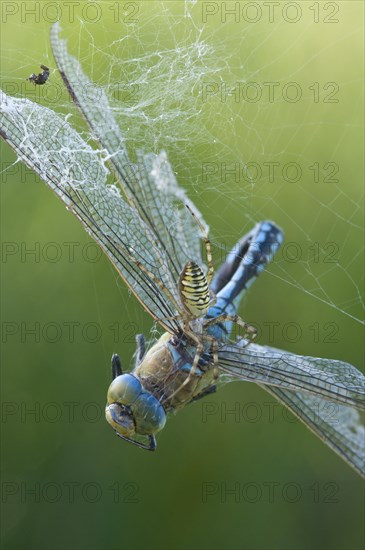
(131, 393, 166, 435)
(105, 402, 135, 438)
(107, 373, 142, 405)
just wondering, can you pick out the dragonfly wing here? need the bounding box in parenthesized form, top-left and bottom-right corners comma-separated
(261, 384, 365, 477)
(0, 91, 181, 334)
(218, 342, 365, 411)
(133, 150, 207, 277)
(50, 22, 207, 279)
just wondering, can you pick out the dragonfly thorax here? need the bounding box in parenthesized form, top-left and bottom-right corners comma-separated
(178, 261, 210, 318)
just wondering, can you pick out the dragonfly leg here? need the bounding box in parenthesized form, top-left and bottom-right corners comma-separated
(202, 334, 220, 380)
(211, 337, 219, 379)
(114, 431, 157, 451)
(134, 334, 146, 367)
(189, 384, 217, 403)
(111, 353, 123, 379)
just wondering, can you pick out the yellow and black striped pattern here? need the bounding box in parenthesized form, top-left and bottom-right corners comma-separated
(178, 261, 210, 318)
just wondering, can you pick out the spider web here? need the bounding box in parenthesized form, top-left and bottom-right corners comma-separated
(1, 1, 363, 355)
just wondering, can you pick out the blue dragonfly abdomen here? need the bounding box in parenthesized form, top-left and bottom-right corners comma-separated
(205, 221, 284, 342)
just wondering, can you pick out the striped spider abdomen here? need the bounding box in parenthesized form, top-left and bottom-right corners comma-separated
(178, 261, 211, 318)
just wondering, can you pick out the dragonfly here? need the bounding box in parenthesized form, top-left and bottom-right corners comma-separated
(1, 23, 364, 476)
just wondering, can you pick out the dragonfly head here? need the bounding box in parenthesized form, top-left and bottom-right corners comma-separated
(105, 373, 166, 450)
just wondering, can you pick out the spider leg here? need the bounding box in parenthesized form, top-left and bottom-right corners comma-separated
(208, 289, 217, 308)
(203, 313, 257, 347)
(159, 314, 183, 322)
(185, 204, 214, 286)
(111, 236, 182, 315)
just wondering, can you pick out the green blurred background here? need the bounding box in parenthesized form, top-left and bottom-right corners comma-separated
(1, 2, 364, 549)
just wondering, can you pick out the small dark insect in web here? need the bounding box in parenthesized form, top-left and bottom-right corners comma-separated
(27, 64, 50, 85)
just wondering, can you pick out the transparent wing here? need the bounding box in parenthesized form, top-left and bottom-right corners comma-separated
(261, 385, 365, 478)
(0, 91, 182, 334)
(218, 342, 365, 476)
(132, 150, 207, 278)
(218, 342, 365, 411)
(50, 22, 207, 281)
